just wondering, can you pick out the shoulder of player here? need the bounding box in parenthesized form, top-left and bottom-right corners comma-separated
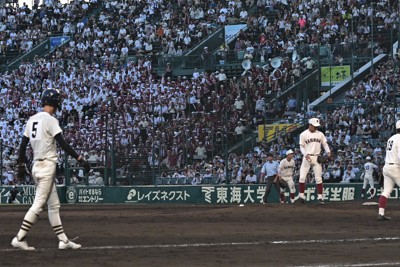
(42, 112, 60, 122)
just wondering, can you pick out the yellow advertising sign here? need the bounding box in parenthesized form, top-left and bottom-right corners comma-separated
(320, 65, 350, 86)
(258, 124, 300, 142)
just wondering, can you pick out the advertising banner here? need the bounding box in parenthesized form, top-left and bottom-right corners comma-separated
(258, 123, 300, 142)
(0, 184, 387, 205)
(0, 186, 63, 204)
(320, 65, 351, 86)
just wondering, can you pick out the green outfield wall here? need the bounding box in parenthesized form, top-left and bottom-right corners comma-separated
(0, 184, 389, 205)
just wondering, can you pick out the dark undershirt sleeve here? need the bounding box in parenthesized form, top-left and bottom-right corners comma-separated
(17, 136, 30, 164)
(54, 133, 80, 160)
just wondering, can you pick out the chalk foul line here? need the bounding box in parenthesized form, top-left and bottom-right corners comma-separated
(2, 236, 400, 252)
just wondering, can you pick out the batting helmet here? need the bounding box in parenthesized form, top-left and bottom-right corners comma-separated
(41, 89, 61, 110)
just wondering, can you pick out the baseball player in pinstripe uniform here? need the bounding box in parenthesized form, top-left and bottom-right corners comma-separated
(277, 149, 296, 204)
(377, 120, 400, 220)
(11, 89, 91, 250)
(361, 156, 378, 199)
(298, 118, 331, 204)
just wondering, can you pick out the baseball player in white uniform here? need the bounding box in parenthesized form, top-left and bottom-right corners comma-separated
(377, 120, 400, 220)
(277, 149, 296, 203)
(361, 156, 378, 199)
(298, 118, 331, 204)
(11, 89, 91, 250)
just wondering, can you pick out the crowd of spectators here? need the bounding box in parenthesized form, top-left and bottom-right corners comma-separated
(0, 0, 400, 186)
(0, 0, 98, 62)
(156, 53, 400, 186)
(214, 0, 400, 101)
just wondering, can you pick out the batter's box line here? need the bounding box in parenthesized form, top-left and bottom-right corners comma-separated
(1, 237, 400, 252)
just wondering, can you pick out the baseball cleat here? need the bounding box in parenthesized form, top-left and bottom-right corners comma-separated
(11, 237, 35, 251)
(377, 214, 391, 221)
(317, 199, 325, 205)
(300, 197, 305, 204)
(59, 240, 82, 250)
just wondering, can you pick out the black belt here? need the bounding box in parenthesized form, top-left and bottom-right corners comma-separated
(308, 154, 318, 156)
(388, 163, 398, 165)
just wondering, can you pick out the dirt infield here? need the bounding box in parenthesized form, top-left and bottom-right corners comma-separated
(1, 201, 400, 267)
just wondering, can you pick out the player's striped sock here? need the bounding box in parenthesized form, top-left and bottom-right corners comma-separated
(49, 209, 68, 242)
(52, 225, 68, 243)
(17, 210, 38, 240)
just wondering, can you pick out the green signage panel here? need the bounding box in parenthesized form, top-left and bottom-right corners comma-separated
(321, 65, 350, 86)
(0, 184, 386, 205)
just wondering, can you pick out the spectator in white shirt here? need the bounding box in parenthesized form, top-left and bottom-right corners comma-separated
(191, 173, 203, 185)
(341, 165, 355, 183)
(245, 169, 257, 184)
(234, 121, 246, 140)
(234, 96, 244, 111)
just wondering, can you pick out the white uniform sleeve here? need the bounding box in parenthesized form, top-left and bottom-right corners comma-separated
(48, 116, 62, 137)
(278, 160, 284, 175)
(299, 132, 305, 147)
(299, 131, 307, 156)
(300, 146, 307, 156)
(397, 137, 400, 162)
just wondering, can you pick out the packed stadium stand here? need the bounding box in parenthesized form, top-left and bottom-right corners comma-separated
(0, 0, 399, 186)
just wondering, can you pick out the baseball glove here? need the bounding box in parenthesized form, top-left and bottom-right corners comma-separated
(317, 154, 332, 164)
(279, 179, 288, 189)
(15, 163, 27, 181)
(78, 158, 91, 173)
